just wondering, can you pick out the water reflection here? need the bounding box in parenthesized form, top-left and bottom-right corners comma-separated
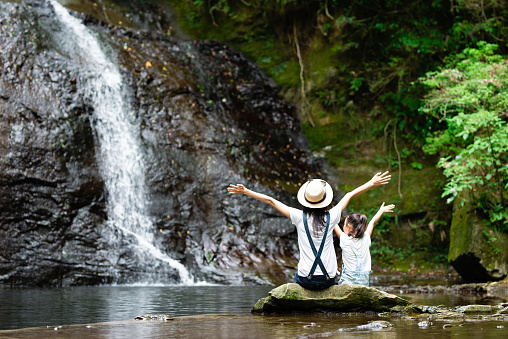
(0, 285, 273, 330)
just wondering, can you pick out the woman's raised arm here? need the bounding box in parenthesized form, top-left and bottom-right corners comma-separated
(228, 184, 291, 218)
(335, 171, 391, 213)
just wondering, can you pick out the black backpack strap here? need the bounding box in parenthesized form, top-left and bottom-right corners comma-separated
(303, 211, 331, 280)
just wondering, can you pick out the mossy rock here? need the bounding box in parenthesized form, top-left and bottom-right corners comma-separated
(251, 283, 411, 314)
(448, 191, 508, 283)
(455, 305, 498, 315)
(388, 305, 423, 314)
(497, 306, 508, 314)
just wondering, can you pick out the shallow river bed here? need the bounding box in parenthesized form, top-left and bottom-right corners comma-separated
(1, 312, 507, 339)
(0, 284, 507, 338)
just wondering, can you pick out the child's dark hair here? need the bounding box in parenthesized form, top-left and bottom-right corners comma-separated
(345, 212, 368, 238)
(303, 204, 331, 237)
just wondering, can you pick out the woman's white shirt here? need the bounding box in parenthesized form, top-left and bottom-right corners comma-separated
(288, 205, 342, 277)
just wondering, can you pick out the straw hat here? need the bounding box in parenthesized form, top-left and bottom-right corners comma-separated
(297, 179, 333, 208)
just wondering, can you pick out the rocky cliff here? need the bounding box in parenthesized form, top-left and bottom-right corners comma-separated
(0, 0, 330, 287)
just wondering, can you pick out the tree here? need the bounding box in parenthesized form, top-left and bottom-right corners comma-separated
(420, 42, 508, 229)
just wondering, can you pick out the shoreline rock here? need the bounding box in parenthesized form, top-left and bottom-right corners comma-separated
(376, 276, 508, 297)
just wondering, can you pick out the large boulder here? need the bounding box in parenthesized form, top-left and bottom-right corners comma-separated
(448, 192, 508, 283)
(252, 283, 411, 313)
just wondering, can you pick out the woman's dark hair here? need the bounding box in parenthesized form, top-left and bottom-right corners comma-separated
(303, 204, 332, 237)
(345, 212, 368, 238)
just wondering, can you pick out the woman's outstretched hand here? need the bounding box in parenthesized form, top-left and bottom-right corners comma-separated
(228, 184, 247, 195)
(379, 202, 395, 214)
(369, 171, 391, 187)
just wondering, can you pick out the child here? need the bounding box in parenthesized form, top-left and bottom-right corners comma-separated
(334, 202, 395, 287)
(228, 171, 391, 290)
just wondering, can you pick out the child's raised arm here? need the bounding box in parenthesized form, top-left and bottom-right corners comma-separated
(227, 184, 291, 218)
(335, 171, 391, 213)
(366, 202, 395, 236)
(334, 224, 344, 239)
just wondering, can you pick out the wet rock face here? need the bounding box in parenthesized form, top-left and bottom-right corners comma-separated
(0, 1, 325, 286)
(448, 192, 508, 283)
(0, 0, 108, 286)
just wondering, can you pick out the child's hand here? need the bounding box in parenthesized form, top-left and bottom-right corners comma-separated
(366, 202, 396, 236)
(228, 184, 247, 195)
(379, 202, 395, 214)
(369, 171, 391, 187)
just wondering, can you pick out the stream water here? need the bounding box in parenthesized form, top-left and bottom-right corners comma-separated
(0, 284, 507, 338)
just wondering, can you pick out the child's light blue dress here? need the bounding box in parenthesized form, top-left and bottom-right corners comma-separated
(338, 233, 372, 286)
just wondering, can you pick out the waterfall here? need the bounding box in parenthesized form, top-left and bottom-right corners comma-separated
(49, 0, 194, 285)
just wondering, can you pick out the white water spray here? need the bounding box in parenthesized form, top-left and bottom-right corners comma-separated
(49, 0, 193, 285)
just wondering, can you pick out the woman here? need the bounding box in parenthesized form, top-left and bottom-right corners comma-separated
(227, 171, 391, 290)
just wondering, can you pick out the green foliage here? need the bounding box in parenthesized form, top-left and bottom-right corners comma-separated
(411, 162, 422, 170)
(312, 0, 508, 147)
(482, 229, 500, 254)
(169, 0, 508, 146)
(370, 240, 448, 268)
(314, 90, 339, 108)
(451, 0, 508, 43)
(327, 0, 457, 140)
(420, 42, 508, 229)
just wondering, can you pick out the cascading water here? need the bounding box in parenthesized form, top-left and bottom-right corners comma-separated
(49, 0, 194, 285)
